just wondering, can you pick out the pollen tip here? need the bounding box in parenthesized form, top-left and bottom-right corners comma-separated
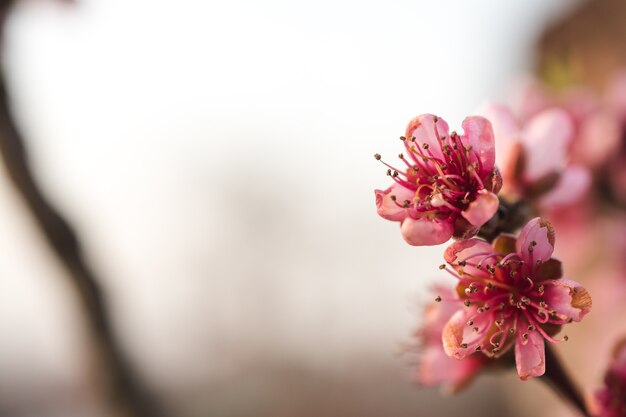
(435, 295, 442, 302)
(374, 153, 381, 160)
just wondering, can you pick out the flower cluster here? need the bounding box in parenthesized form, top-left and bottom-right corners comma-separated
(441, 218, 590, 380)
(480, 104, 591, 211)
(374, 112, 592, 391)
(375, 114, 501, 246)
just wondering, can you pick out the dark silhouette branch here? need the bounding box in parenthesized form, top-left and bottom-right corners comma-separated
(0, 2, 162, 416)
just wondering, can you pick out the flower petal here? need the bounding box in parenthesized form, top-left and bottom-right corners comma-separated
(400, 216, 453, 246)
(405, 114, 449, 161)
(538, 166, 592, 209)
(461, 116, 496, 173)
(515, 328, 545, 380)
(444, 238, 494, 276)
(374, 184, 414, 221)
(418, 344, 485, 393)
(461, 190, 499, 227)
(479, 103, 520, 170)
(542, 278, 592, 322)
(572, 110, 621, 168)
(516, 217, 555, 264)
(442, 308, 492, 359)
(520, 109, 574, 182)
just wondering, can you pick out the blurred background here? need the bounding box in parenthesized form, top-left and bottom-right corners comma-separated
(0, 0, 603, 416)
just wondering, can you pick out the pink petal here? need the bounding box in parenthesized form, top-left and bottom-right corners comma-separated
(479, 103, 520, 171)
(444, 238, 494, 276)
(461, 116, 496, 173)
(516, 217, 555, 264)
(542, 278, 592, 322)
(442, 308, 492, 359)
(400, 216, 453, 246)
(461, 190, 499, 227)
(418, 345, 485, 393)
(539, 166, 592, 209)
(374, 184, 414, 221)
(521, 109, 574, 182)
(513, 76, 551, 121)
(572, 111, 621, 168)
(405, 114, 449, 161)
(515, 327, 545, 380)
(421, 286, 463, 341)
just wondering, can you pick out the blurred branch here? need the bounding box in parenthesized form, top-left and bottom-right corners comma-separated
(542, 345, 589, 417)
(0, 2, 162, 417)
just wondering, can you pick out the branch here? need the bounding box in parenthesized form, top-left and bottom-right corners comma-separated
(0, 3, 163, 416)
(541, 345, 590, 417)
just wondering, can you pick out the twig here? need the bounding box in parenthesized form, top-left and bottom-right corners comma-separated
(541, 345, 590, 417)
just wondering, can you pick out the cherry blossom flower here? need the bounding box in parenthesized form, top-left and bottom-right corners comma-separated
(594, 339, 626, 417)
(513, 76, 621, 171)
(480, 104, 591, 210)
(406, 286, 488, 393)
(374, 114, 501, 246)
(439, 218, 592, 380)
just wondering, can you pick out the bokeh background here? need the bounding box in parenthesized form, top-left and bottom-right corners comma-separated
(0, 0, 593, 416)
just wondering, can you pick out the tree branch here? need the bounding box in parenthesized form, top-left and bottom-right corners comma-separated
(0, 2, 163, 416)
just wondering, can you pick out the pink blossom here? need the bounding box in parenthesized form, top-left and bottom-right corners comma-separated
(481, 104, 592, 210)
(594, 339, 626, 417)
(407, 286, 488, 393)
(439, 218, 592, 380)
(513, 76, 621, 170)
(374, 114, 501, 246)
